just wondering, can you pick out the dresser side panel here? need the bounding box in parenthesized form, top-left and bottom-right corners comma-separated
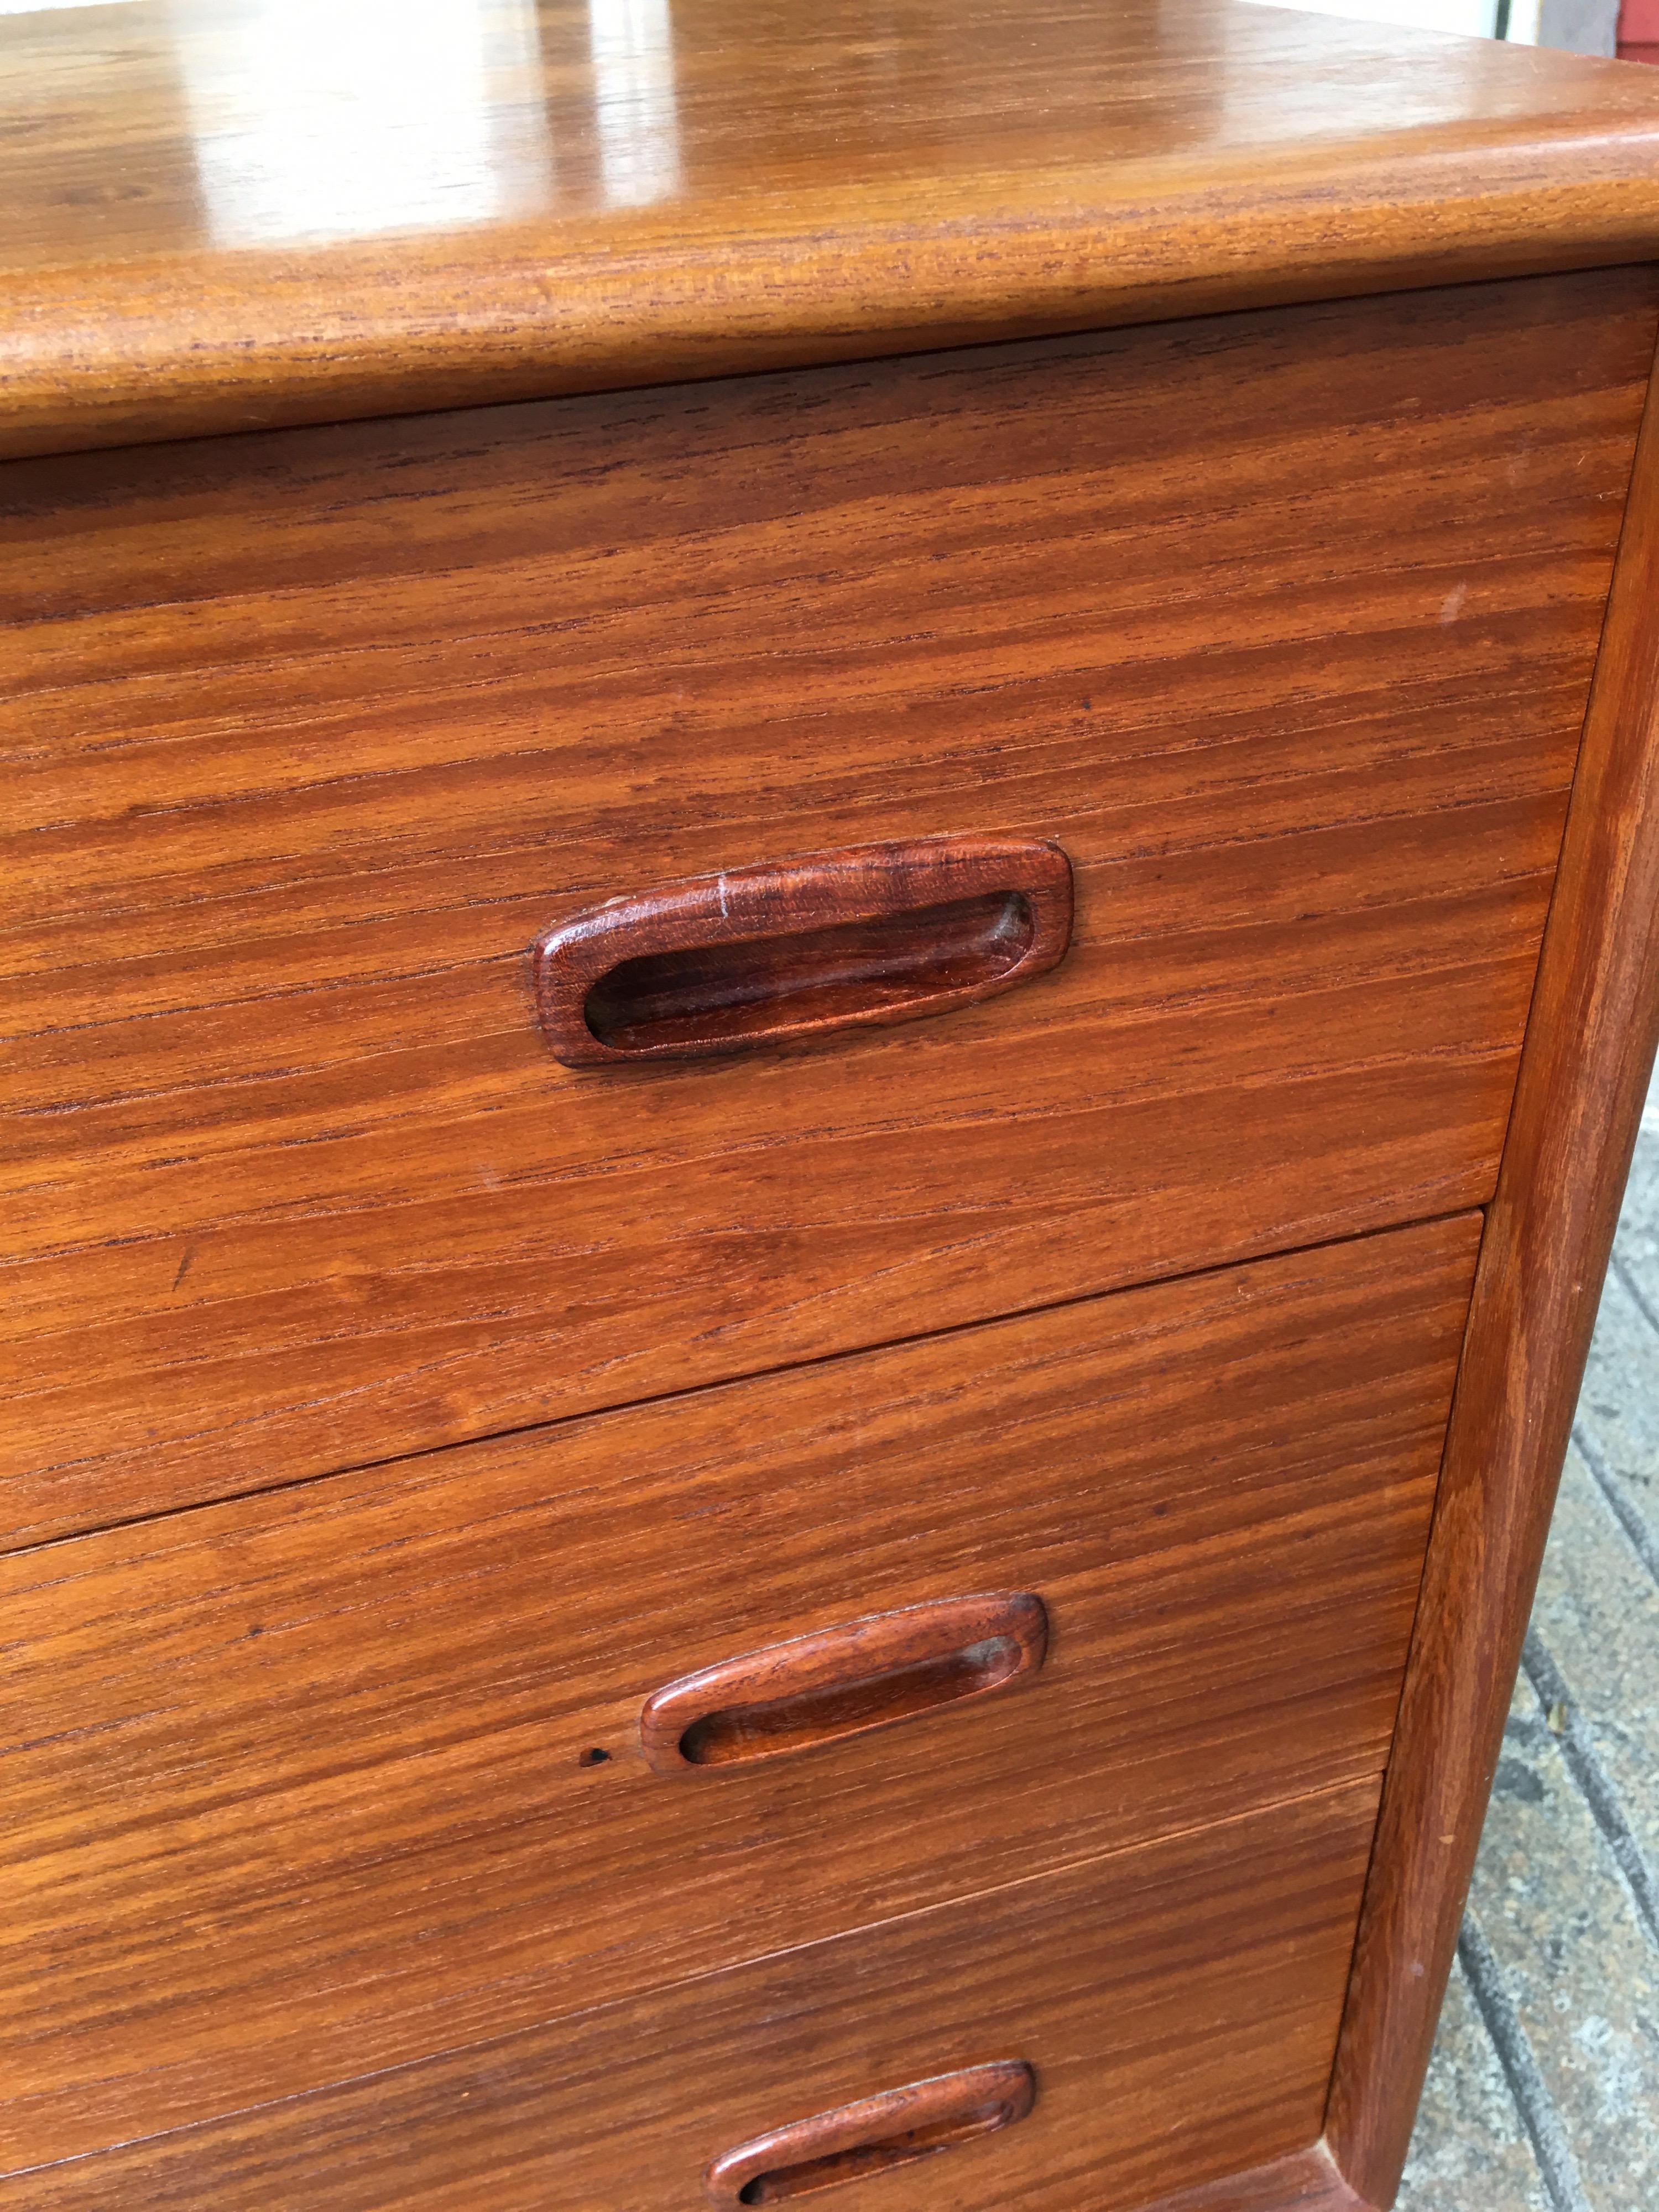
(1326, 296, 1659, 2205)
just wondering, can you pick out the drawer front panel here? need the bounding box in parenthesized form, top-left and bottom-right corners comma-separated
(2, 269, 1653, 1538)
(0, 1778, 1380, 2212)
(0, 1215, 1478, 2163)
(1, 1782, 1380, 2212)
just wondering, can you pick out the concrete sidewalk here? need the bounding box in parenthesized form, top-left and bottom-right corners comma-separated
(1397, 1087, 1659, 2209)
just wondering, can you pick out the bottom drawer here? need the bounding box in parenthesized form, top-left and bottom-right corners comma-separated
(4, 1778, 1379, 2212)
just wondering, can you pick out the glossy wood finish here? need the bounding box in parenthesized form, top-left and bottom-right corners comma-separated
(3, 1, 1659, 459)
(639, 1592, 1049, 1776)
(0, 1218, 1477, 2166)
(703, 2060, 1036, 2205)
(7, 9, 1659, 2201)
(533, 836, 1072, 1065)
(0, 1783, 1380, 2212)
(1326, 317, 1659, 2205)
(7, 273, 1649, 1544)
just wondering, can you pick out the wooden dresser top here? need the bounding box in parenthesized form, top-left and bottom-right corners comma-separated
(3, 0, 1658, 458)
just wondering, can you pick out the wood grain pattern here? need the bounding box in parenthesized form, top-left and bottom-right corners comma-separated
(0, 1782, 1381, 2212)
(532, 834, 1072, 1065)
(1140, 2145, 1369, 2212)
(1325, 294, 1659, 2203)
(3, 0, 1658, 458)
(638, 1592, 1049, 1776)
(5, 272, 1650, 1544)
(703, 2059, 1036, 2205)
(0, 1217, 1477, 2167)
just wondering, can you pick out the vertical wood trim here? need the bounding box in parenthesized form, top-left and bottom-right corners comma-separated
(1323, 329, 1659, 2207)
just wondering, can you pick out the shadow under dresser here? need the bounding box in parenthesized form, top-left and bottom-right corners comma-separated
(4, 4, 1659, 2209)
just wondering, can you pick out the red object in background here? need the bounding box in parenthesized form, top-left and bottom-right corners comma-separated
(1621, 0, 1659, 65)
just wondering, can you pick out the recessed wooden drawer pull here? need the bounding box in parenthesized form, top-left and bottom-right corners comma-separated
(705, 2060, 1037, 2205)
(531, 834, 1073, 1065)
(639, 1592, 1048, 1775)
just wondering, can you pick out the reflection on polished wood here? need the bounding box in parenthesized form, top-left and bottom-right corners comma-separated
(2, 0, 1658, 457)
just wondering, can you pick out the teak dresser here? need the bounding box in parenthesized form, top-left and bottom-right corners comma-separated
(6, 3, 1659, 2208)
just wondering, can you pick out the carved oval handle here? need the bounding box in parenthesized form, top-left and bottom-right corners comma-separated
(639, 1592, 1047, 1776)
(531, 833, 1073, 1065)
(705, 2062, 1037, 2205)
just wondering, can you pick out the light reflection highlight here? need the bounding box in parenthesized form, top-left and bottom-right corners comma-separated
(173, 0, 555, 247)
(588, 0, 681, 209)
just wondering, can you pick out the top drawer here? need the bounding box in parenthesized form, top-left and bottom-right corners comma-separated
(3, 268, 1655, 1541)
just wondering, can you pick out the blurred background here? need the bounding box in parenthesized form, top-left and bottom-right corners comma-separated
(1269, 0, 1653, 60)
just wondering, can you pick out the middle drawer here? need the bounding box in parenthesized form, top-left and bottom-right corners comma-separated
(0, 1211, 1479, 2166)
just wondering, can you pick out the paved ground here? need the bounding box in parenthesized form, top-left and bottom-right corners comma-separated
(1397, 1084, 1659, 2209)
